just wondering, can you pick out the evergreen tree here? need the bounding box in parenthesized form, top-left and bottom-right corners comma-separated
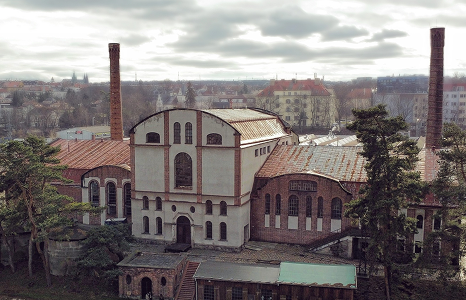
(346, 105, 426, 300)
(185, 81, 197, 109)
(429, 123, 466, 276)
(0, 136, 100, 286)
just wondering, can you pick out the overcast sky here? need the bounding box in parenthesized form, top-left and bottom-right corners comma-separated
(1, 0, 465, 83)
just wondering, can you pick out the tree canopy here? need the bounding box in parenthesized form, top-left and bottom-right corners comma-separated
(185, 81, 197, 109)
(346, 104, 426, 300)
(0, 136, 100, 286)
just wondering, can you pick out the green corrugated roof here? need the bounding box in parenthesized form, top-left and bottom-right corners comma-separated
(278, 262, 357, 289)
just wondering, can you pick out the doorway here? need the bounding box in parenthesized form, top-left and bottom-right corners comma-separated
(141, 277, 152, 299)
(176, 216, 191, 244)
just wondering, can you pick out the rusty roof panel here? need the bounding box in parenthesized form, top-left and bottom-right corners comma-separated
(50, 139, 130, 170)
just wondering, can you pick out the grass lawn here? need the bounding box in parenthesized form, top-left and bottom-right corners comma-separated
(0, 262, 120, 300)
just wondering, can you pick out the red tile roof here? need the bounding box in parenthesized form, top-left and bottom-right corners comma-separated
(257, 79, 331, 97)
(50, 139, 130, 170)
(257, 145, 367, 182)
(346, 88, 372, 100)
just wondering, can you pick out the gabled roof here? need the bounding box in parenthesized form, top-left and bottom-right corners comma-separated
(346, 88, 372, 100)
(203, 108, 291, 145)
(50, 139, 130, 170)
(257, 79, 331, 97)
(257, 145, 367, 182)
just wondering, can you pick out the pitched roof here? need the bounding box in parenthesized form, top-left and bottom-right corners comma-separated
(257, 79, 331, 97)
(346, 88, 372, 100)
(50, 139, 130, 170)
(257, 145, 367, 182)
(204, 109, 291, 145)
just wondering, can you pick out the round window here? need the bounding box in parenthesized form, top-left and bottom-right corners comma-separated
(190, 206, 195, 213)
(171, 205, 176, 212)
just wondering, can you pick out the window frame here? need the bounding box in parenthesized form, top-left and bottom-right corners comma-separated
(156, 217, 163, 235)
(275, 194, 281, 215)
(288, 195, 299, 217)
(206, 200, 213, 215)
(143, 216, 149, 234)
(143, 196, 149, 210)
(206, 221, 212, 239)
(306, 196, 312, 217)
(175, 152, 192, 188)
(220, 222, 227, 240)
(106, 182, 117, 215)
(146, 132, 160, 143)
(185, 122, 192, 144)
(265, 194, 271, 215)
(317, 197, 323, 218)
(331, 198, 342, 219)
(156, 197, 162, 211)
(124, 183, 131, 216)
(174, 122, 181, 144)
(89, 180, 100, 207)
(220, 201, 227, 216)
(207, 133, 222, 145)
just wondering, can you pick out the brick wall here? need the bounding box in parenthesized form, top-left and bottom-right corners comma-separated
(251, 174, 353, 245)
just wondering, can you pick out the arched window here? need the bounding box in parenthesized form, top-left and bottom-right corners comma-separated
(220, 222, 227, 240)
(206, 200, 213, 215)
(306, 196, 312, 217)
(185, 122, 192, 144)
(417, 215, 424, 229)
(107, 182, 116, 215)
(207, 133, 222, 145)
(317, 197, 323, 218)
(156, 217, 162, 235)
(206, 221, 212, 239)
(275, 194, 281, 215)
(143, 216, 149, 233)
(124, 183, 131, 216)
(174, 122, 181, 144)
(175, 153, 192, 188)
(146, 132, 160, 143)
(331, 198, 342, 219)
(220, 201, 227, 216)
(156, 197, 162, 211)
(143, 196, 149, 210)
(288, 195, 299, 216)
(433, 215, 441, 230)
(265, 194, 271, 215)
(89, 180, 100, 207)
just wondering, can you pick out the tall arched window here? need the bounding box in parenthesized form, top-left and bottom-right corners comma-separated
(288, 195, 299, 216)
(143, 216, 149, 233)
(275, 194, 281, 215)
(206, 221, 212, 239)
(89, 180, 100, 207)
(331, 198, 342, 219)
(306, 196, 312, 217)
(317, 197, 323, 218)
(206, 200, 213, 215)
(220, 201, 227, 216)
(156, 217, 162, 235)
(124, 183, 131, 216)
(417, 215, 424, 229)
(143, 196, 149, 210)
(107, 182, 116, 215)
(156, 197, 162, 211)
(220, 222, 227, 240)
(146, 132, 160, 143)
(265, 194, 271, 215)
(175, 153, 192, 188)
(185, 122, 192, 144)
(207, 133, 222, 145)
(174, 122, 181, 144)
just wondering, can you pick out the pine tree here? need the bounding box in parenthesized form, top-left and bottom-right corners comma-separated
(185, 81, 197, 109)
(346, 105, 426, 300)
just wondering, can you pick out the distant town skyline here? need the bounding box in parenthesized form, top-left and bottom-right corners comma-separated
(1, 0, 465, 83)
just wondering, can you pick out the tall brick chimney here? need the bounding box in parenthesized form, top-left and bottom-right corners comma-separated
(108, 43, 124, 141)
(426, 28, 445, 149)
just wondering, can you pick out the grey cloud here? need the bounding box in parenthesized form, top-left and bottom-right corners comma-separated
(260, 6, 338, 38)
(0, 71, 50, 81)
(119, 34, 152, 47)
(368, 29, 408, 42)
(322, 26, 370, 41)
(160, 57, 236, 69)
